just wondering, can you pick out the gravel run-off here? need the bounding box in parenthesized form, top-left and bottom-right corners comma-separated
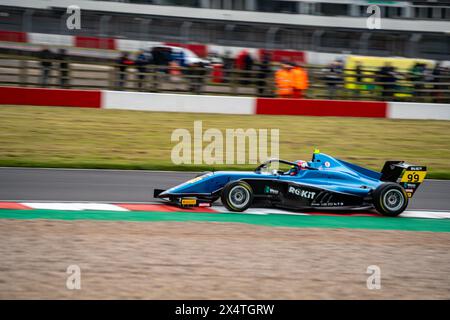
(0, 220, 449, 299)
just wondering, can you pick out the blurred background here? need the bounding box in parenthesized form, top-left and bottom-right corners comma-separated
(0, 0, 449, 101)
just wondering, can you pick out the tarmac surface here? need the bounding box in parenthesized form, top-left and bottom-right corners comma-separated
(0, 167, 449, 210)
(1, 168, 450, 299)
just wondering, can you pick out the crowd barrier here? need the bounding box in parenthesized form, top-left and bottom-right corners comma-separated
(0, 86, 449, 120)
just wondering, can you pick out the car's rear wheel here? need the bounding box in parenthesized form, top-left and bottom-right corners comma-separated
(221, 181, 253, 212)
(373, 182, 408, 216)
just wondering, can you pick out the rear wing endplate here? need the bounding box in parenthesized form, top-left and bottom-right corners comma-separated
(381, 161, 427, 198)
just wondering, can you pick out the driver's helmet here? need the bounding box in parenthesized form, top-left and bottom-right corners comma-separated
(287, 160, 307, 176)
(296, 160, 308, 170)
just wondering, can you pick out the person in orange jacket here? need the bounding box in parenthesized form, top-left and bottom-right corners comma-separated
(291, 63, 309, 99)
(275, 63, 294, 98)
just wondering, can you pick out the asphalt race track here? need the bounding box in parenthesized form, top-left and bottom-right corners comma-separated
(0, 167, 449, 211)
(1, 167, 450, 300)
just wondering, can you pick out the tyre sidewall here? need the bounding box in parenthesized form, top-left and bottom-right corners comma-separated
(221, 181, 254, 212)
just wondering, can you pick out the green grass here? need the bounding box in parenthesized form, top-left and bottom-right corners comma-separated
(1, 209, 450, 232)
(0, 105, 449, 178)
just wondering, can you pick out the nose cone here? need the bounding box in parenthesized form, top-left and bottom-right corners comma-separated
(158, 189, 169, 197)
(164, 172, 216, 195)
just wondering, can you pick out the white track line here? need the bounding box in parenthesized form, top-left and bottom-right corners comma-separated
(22, 202, 128, 211)
(400, 210, 450, 219)
(3, 201, 450, 219)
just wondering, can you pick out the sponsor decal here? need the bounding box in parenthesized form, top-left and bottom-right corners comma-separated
(404, 183, 417, 188)
(321, 202, 344, 207)
(288, 186, 316, 199)
(181, 198, 197, 205)
(264, 186, 279, 195)
(198, 202, 211, 207)
(401, 170, 426, 183)
(186, 173, 212, 184)
(324, 161, 331, 168)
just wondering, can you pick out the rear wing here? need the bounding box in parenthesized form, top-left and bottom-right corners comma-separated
(380, 161, 427, 198)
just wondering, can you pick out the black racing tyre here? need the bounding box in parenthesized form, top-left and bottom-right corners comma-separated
(373, 182, 408, 217)
(221, 181, 254, 212)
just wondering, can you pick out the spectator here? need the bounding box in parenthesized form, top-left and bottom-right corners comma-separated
(275, 63, 293, 98)
(255, 51, 271, 96)
(135, 49, 151, 89)
(235, 50, 247, 70)
(39, 46, 53, 87)
(236, 50, 254, 84)
(116, 52, 134, 89)
(148, 46, 162, 88)
(323, 60, 343, 99)
(55, 49, 69, 88)
(161, 47, 172, 71)
(169, 60, 182, 85)
(432, 62, 444, 102)
(410, 62, 426, 97)
(222, 50, 234, 83)
(243, 51, 254, 71)
(151, 47, 163, 65)
(243, 51, 254, 85)
(377, 62, 397, 99)
(354, 61, 364, 96)
(151, 47, 171, 73)
(444, 67, 450, 103)
(188, 61, 206, 94)
(291, 63, 308, 99)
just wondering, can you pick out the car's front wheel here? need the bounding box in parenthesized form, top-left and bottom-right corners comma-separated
(373, 182, 408, 216)
(221, 181, 254, 212)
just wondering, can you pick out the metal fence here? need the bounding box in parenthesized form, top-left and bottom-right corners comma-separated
(0, 54, 449, 103)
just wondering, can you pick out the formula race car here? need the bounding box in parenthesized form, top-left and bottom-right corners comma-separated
(154, 150, 427, 216)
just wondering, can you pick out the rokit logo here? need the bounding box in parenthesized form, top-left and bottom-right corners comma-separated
(288, 186, 316, 199)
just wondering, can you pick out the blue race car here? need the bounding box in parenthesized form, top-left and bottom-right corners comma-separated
(154, 150, 427, 216)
